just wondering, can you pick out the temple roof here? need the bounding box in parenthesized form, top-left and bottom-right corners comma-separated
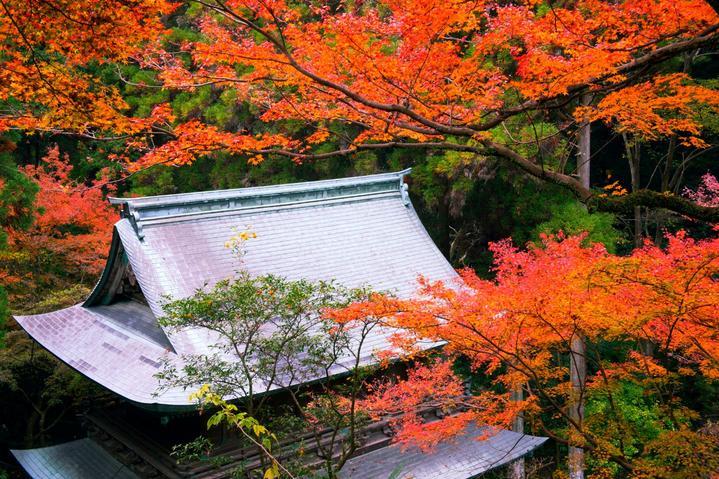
(11, 425, 547, 479)
(15, 170, 458, 407)
(11, 439, 140, 479)
(340, 424, 548, 479)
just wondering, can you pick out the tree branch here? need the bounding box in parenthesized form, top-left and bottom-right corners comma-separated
(592, 190, 719, 223)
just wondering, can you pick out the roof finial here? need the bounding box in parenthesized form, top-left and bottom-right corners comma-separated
(400, 181, 410, 206)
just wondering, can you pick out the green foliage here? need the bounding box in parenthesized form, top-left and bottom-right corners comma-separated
(490, 120, 568, 167)
(305, 393, 371, 434)
(209, 455, 233, 468)
(158, 269, 386, 478)
(204, 90, 242, 128)
(0, 329, 97, 447)
(0, 149, 37, 246)
(0, 141, 38, 341)
(191, 385, 282, 479)
(121, 68, 170, 117)
(410, 150, 477, 209)
(170, 436, 214, 464)
(583, 379, 714, 478)
(157, 271, 373, 399)
(264, 408, 306, 440)
(586, 382, 667, 456)
(173, 86, 214, 119)
(532, 201, 623, 253)
(0, 288, 7, 345)
(24, 285, 91, 315)
(128, 166, 178, 196)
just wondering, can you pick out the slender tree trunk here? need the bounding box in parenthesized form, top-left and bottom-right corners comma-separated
(569, 333, 587, 479)
(656, 53, 692, 242)
(655, 136, 677, 242)
(624, 135, 642, 248)
(509, 384, 526, 479)
(569, 103, 591, 477)
(438, 177, 452, 254)
(567, 104, 590, 478)
(577, 94, 592, 190)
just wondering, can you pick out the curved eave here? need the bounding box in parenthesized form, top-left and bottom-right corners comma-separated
(13, 304, 192, 408)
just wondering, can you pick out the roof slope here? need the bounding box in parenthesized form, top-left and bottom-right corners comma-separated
(15, 170, 458, 406)
(11, 438, 139, 479)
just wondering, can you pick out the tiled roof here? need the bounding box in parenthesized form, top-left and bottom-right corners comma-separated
(340, 424, 548, 479)
(15, 170, 458, 406)
(11, 438, 140, 479)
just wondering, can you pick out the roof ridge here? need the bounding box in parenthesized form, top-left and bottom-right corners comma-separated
(110, 169, 412, 240)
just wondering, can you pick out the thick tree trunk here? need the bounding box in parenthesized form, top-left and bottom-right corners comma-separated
(577, 94, 592, 190)
(509, 384, 526, 479)
(569, 333, 587, 479)
(25, 409, 40, 447)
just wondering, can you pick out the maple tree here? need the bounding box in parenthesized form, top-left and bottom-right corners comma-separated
(324, 231, 719, 477)
(0, 1, 717, 222)
(0, 0, 173, 136)
(0, 144, 113, 452)
(120, 0, 719, 222)
(579, 73, 719, 149)
(2, 146, 115, 308)
(158, 272, 384, 478)
(1, 2, 719, 475)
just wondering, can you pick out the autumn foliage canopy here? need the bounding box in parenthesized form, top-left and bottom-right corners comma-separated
(1, 0, 719, 220)
(325, 231, 719, 475)
(137, 0, 719, 179)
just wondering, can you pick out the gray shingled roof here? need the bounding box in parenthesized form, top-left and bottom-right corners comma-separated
(15, 170, 458, 406)
(340, 424, 548, 479)
(11, 438, 139, 479)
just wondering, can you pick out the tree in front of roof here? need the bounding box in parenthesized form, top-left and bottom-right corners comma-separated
(126, 0, 719, 224)
(326, 232, 719, 478)
(157, 272, 386, 478)
(189, 385, 288, 479)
